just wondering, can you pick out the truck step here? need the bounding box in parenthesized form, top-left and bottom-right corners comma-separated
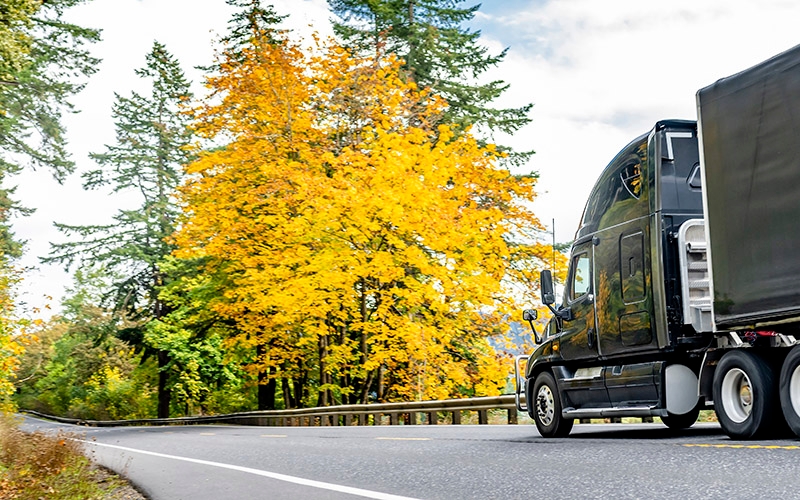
(687, 261, 708, 271)
(688, 279, 710, 289)
(563, 406, 657, 419)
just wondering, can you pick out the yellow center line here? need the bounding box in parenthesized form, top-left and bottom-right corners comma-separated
(260, 434, 288, 438)
(683, 443, 800, 450)
(375, 437, 431, 441)
(199, 432, 216, 436)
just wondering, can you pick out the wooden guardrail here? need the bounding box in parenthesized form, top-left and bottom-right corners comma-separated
(23, 395, 524, 428)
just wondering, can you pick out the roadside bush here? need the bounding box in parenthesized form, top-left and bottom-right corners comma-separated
(0, 417, 123, 499)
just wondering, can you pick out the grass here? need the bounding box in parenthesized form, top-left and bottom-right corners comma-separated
(0, 416, 130, 500)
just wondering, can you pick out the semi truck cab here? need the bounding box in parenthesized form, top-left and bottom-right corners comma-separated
(516, 120, 711, 437)
(518, 44, 800, 441)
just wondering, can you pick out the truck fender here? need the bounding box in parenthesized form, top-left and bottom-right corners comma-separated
(698, 350, 725, 401)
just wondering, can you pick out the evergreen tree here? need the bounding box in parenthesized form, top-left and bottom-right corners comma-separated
(45, 41, 193, 418)
(222, 0, 287, 55)
(0, 0, 98, 258)
(0, 0, 98, 410)
(328, 0, 532, 162)
(0, 0, 100, 181)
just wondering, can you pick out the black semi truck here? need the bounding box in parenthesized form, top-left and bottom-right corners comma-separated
(515, 43, 800, 440)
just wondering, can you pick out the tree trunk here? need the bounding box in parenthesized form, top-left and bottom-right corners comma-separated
(258, 376, 276, 410)
(377, 364, 385, 402)
(317, 334, 329, 407)
(157, 350, 171, 418)
(256, 343, 276, 410)
(359, 368, 376, 404)
(281, 377, 294, 409)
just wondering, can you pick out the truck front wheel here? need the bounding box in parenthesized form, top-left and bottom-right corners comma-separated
(779, 345, 800, 437)
(531, 371, 573, 437)
(713, 350, 780, 439)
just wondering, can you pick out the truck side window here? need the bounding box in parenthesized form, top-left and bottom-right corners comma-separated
(620, 158, 642, 199)
(570, 252, 591, 300)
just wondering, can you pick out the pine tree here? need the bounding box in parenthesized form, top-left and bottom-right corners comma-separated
(222, 0, 287, 54)
(0, 0, 98, 410)
(0, 0, 100, 181)
(45, 41, 193, 418)
(328, 0, 532, 162)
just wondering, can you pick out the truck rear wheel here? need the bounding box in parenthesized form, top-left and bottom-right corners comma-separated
(713, 350, 780, 439)
(779, 345, 800, 437)
(531, 371, 573, 437)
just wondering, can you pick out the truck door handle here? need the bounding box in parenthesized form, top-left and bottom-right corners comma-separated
(588, 328, 596, 349)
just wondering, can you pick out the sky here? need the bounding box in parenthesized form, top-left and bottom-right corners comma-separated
(12, 0, 800, 316)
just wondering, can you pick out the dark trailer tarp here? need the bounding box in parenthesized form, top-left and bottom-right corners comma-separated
(698, 43, 800, 330)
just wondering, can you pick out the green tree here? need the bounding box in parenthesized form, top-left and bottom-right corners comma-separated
(0, 1, 98, 412)
(45, 41, 193, 418)
(145, 256, 249, 415)
(328, 0, 531, 162)
(14, 270, 157, 420)
(222, 0, 287, 55)
(0, 0, 100, 180)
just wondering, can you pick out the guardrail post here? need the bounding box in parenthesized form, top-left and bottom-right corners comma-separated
(374, 413, 382, 425)
(344, 414, 353, 426)
(478, 410, 488, 425)
(390, 413, 399, 425)
(427, 412, 438, 425)
(407, 412, 417, 425)
(507, 407, 518, 425)
(452, 410, 461, 425)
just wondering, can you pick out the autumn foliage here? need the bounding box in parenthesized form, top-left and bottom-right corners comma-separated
(165, 32, 550, 407)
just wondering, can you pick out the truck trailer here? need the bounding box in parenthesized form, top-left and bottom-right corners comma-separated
(515, 43, 800, 440)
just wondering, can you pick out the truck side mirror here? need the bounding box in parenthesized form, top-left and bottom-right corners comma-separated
(540, 270, 555, 305)
(522, 309, 542, 344)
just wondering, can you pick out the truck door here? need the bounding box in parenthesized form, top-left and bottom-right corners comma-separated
(559, 240, 600, 361)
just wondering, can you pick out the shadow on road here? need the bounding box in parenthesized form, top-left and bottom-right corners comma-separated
(568, 423, 725, 440)
(509, 423, 730, 443)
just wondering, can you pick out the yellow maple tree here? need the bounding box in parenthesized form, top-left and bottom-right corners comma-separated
(173, 33, 554, 406)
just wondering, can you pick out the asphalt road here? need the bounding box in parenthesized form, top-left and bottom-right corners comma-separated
(19, 415, 800, 499)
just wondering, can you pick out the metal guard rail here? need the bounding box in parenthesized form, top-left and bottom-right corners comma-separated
(22, 394, 527, 428)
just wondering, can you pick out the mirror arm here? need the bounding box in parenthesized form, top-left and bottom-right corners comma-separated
(526, 319, 542, 344)
(550, 305, 572, 322)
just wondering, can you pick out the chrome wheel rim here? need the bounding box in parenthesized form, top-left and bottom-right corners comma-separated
(790, 365, 800, 418)
(536, 385, 555, 426)
(721, 367, 753, 423)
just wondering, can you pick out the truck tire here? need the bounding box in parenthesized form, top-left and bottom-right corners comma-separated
(713, 350, 780, 439)
(531, 371, 573, 437)
(661, 403, 701, 430)
(779, 345, 800, 437)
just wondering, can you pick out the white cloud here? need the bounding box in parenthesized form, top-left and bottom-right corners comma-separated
(476, 0, 800, 241)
